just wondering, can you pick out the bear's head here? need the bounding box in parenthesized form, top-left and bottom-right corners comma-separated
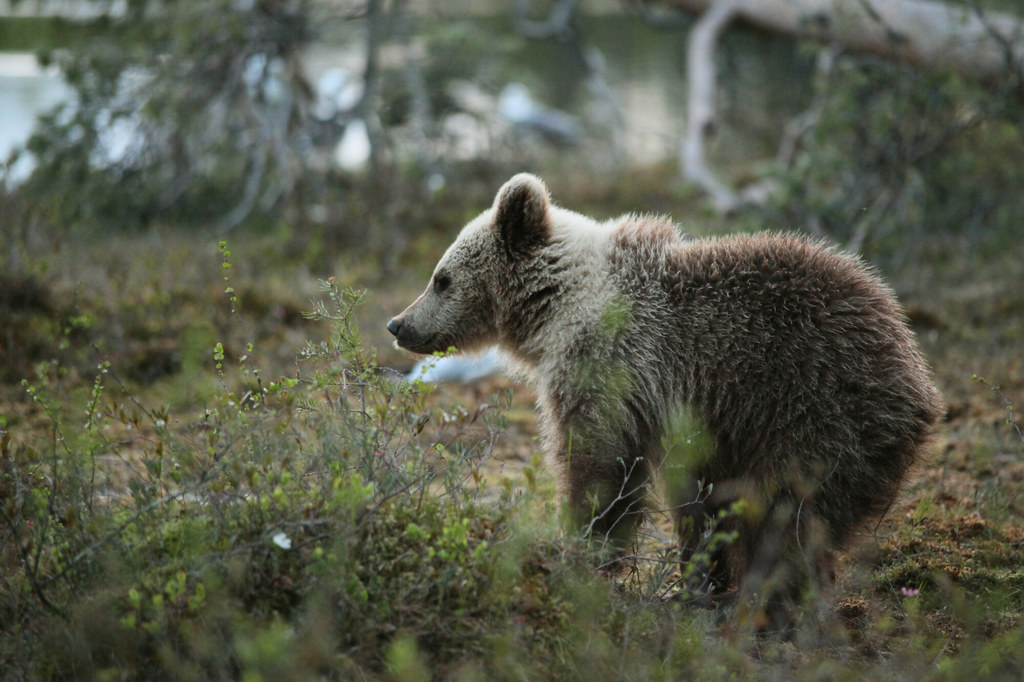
(387, 173, 554, 355)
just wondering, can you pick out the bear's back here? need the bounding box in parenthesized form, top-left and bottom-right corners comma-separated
(607, 226, 903, 360)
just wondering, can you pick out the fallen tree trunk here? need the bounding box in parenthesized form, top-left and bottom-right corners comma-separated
(655, 0, 1024, 212)
(654, 0, 1024, 83)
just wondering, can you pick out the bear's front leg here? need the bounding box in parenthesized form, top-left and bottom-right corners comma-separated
(559, 426, 651, 561)
(670, 475, 732, 597)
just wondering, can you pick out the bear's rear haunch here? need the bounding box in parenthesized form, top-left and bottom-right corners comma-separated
(388, 173, 943, 631)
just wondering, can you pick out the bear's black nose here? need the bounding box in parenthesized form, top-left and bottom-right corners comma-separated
(386, 318, 401, 336)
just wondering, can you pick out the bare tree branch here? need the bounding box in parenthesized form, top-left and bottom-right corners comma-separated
(681, 0, 743, 213)
(359, 0, 386, 173)
(394, 0, 434, 166)
(775, 46, 838, 170)
(965, 0, 1024, 99)
(648, 0, 1024, 83)
(513, 0, 625, 150)
(513, 0, 579, 39)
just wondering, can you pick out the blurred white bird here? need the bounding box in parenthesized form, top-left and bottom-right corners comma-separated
(334, 119, 371, 171)
(314, 67, 363, 122)
(406, 347, 504, 383)
(498, 82, 579, 145)
(313, 68, 371, 171)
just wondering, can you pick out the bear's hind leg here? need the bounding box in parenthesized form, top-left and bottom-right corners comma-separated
(737, 497, 836, 635)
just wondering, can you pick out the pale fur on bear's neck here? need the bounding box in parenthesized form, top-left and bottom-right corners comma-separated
(501, 205, 620, 371)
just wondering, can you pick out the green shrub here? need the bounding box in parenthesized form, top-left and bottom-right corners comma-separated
(4, 265, 733, 680)
(5, 242, 1024, 680)
(0, 275, 527, 679)
(763, 56, 1024, 260)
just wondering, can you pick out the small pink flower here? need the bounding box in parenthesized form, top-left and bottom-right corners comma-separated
(901, 587, 920, 598)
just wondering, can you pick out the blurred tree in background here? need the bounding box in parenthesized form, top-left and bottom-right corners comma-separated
(1, 0, 1023, 262)
(646, 0, 1024, 256)
(763, 52, 1024, 258)
(15, 0, 319, 232)
(2, 0, 559, 262)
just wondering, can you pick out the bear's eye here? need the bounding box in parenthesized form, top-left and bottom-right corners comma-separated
(434, 273, 452, 295)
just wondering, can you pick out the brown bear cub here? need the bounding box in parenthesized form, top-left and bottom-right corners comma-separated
(388, 173, 942, 630)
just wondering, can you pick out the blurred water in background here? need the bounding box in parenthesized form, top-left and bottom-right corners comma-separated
(0, 52, 70, 183)
(0, 13, 810, 186)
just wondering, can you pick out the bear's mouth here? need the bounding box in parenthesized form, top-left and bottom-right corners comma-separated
(393, 331, 440, 355)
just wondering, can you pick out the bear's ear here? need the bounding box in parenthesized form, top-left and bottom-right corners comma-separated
(493, 173, 550, 258)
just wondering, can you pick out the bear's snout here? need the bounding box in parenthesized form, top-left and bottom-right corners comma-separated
(386, 313, 438, 354)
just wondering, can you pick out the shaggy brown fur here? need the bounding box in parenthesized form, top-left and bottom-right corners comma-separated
(388, 174, 943, 631)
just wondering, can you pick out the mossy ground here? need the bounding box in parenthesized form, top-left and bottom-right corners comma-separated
(2, 175, 1022, 679)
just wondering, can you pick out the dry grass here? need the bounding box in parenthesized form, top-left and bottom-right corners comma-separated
(1, 209, 1022, 679)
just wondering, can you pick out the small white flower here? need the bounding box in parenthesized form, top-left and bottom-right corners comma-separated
(272, 531, 292, 550)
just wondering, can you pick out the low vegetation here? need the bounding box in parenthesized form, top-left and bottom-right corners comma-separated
(1, 188, 1023, 679)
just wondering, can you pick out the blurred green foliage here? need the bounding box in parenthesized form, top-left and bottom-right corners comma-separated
(12, 0, 318, 231)
(762, 53, 1024, 258)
